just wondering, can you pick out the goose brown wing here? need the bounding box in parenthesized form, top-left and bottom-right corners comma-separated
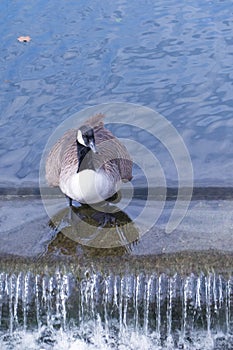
(94, 124, 133, 182)
(45, 129, 77, 186)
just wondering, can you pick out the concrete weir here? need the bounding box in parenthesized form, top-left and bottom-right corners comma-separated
(0, 191, 233, 349)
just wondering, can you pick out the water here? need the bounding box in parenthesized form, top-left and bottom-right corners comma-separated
(1, 0, 233, 187)
(0, 268, 233, 349)
(1, 1, 233, 348)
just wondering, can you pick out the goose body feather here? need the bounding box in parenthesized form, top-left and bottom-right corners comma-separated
(46, 114, 132, 204)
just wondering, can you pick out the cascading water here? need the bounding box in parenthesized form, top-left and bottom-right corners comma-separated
(0, 265, 232, 350)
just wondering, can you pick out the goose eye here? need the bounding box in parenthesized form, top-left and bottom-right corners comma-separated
(83, 135, 89, 145)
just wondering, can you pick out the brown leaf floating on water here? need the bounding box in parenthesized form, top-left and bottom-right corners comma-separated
(17, 36, 31, 43)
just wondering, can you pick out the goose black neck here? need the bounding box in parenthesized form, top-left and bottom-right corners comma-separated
(77, 142, 95, 173)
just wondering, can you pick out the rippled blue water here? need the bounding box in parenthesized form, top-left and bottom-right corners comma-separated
(1, 0, 233, 187)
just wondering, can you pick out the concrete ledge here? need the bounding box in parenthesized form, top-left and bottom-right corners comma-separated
(0, 195, 233, 275)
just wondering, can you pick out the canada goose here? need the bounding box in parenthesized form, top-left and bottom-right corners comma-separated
(46, 114, 133, 205)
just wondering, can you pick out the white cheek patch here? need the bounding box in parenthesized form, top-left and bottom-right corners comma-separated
(77, 129, 86, 146)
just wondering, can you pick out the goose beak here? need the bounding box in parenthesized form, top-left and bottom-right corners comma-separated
(89, 140, 98, 153)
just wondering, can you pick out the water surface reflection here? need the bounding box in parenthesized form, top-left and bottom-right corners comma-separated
(48, 204, 139, 252)
(1, 0, 233, 187)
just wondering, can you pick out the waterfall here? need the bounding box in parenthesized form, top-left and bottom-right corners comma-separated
(0, 267, 233, 349)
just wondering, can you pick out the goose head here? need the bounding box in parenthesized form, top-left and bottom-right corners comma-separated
(77, 126, 97, 154)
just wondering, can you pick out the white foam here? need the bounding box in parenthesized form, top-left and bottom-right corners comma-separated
(0, 326, 229, 350)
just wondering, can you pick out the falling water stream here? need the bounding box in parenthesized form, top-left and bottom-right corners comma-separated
(0, 264, 232, 350)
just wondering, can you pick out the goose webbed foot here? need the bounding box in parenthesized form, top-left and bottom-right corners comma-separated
(91, 211, 116, 227)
